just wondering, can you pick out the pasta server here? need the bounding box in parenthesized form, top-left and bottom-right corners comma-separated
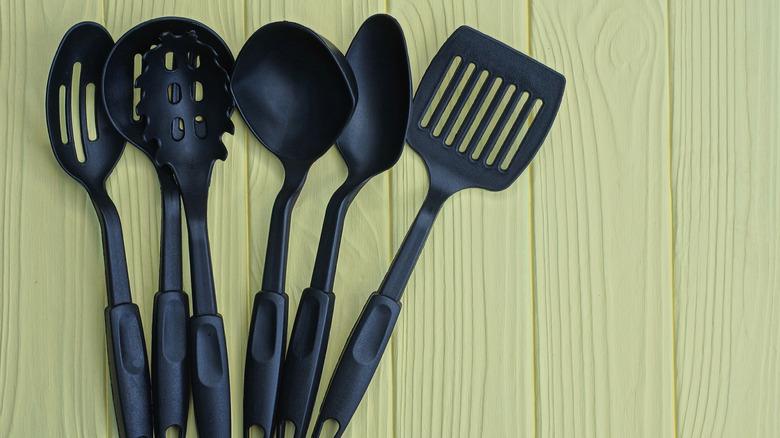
(46, 22, 153, 438)
(136, 31, 234, 438)
(313, 25, 565, 437)
(102, 17, 234, 437)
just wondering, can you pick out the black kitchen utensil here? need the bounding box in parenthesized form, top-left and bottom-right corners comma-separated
(136, 31, 234, 438)
(231, 21, 357, 437)
(275, 14, 411, 438)
(312, 25, 566, 437)
(102, 17, 234, 437)
(46, 22, 153, 438)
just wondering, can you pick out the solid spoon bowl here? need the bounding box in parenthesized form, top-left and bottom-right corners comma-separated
(338, 14, 410, 180)
(232, 21, 356, 163)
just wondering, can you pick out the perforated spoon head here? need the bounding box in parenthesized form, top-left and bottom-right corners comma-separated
(103, 17, 234, 159)
(231, 21, 357, 166)
(136, 31, 234, 189)
(46, 22, 124, 191)
(408, 26, 565, 194)
(337, 14, 411, 182)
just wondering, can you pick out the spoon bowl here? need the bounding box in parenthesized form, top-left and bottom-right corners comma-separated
(232, 21, 356, 163)
(338, 14, 410, 180)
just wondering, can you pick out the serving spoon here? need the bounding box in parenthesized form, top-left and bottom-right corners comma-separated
(275, 14, 411, 438)
(231, 21, 357, 437)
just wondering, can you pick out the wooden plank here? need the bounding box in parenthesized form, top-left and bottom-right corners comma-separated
(529, 1, 675, 436)
(386, 1, 535, 436)
(0, 0, 111, 435)
(244, 1, 391, 437)
(670, 1, 780, 436)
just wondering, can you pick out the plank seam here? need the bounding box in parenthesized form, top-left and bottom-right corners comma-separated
(665, 0, 680, 436)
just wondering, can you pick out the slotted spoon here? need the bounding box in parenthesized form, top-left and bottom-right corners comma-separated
(46, 22, 153, 438)
(313, 25, 565, 437)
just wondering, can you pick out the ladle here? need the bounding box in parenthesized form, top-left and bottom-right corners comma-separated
(275, 15, 411, 438)
(231, 21, 357, 437)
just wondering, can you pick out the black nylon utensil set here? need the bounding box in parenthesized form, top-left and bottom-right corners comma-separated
(46, 14, 564, 438)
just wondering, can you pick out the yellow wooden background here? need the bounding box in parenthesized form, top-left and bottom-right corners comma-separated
(1, 0, 779, 436)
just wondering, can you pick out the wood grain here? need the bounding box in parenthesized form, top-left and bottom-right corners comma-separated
(386, 1, 536, 436)
(670, 1, 780, 436)
(530, 1, 675, 437)
(0, 0, 110, 436)
(3, 0, 780, 436)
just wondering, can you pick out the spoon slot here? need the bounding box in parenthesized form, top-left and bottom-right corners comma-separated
(58, 85, 69, 144)
(69, 62, 86, 162)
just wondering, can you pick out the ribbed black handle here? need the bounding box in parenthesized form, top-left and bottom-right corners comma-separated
(312, 293, 401, 437)
(105, 303, 153, 438)
(152, 290, 189, 437)
(244, 291, 288, 437)
(190, 314, 231, 438)
(276, 287, 336, 438)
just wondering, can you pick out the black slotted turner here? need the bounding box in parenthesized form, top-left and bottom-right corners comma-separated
(313, 25, 565, 437)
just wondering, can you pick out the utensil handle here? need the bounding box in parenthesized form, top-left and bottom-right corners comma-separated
(313, 293, 401, 437)
(190, 314, 231, 438)
(152, 290, 190, 437)
(244, 290, 288, 436)
(105, 303, 153, 438)
(276, 287, 336, 437)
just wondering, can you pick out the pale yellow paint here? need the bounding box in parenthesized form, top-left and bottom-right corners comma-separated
(0, 0, 777, 437)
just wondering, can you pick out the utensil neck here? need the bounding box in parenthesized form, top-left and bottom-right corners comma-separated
(261, 163, 308, 294)
(180, 184, 217, 315)
(378, 187, 449, 301)
(156, 167, 183, 292)
(309, 179, 362, 292)
(89, 188, 132, 306)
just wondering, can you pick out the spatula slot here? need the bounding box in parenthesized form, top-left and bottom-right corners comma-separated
(420, 56, 462, 128)
(471, 84, 516, 161)
(70, 62, 86, 163)
(85, 83, 98, 141)
(500, 98, 543, 170)
(457, 76, 502, 153)
(486, 90, 529, 166)
(432, 62, 475, 137)
(132, 53, 142, 122)
(58, 84, 69, 144)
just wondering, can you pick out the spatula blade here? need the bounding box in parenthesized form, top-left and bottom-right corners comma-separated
(408, 25, 565, 192)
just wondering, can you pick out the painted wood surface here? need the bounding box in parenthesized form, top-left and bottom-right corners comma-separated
(0, 0, 777, 436)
